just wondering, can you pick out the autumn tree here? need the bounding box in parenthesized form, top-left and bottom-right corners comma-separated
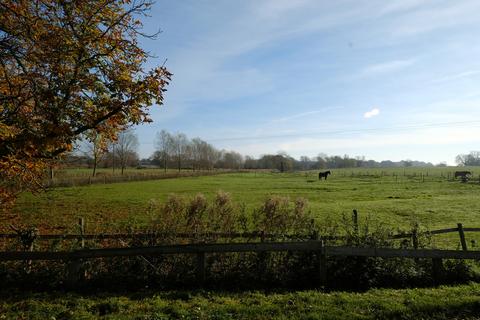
(0, 0, 171, 206)
(82, 130, 109, 177)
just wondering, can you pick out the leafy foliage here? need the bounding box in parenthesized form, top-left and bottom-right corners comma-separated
(0, 0, 171, 206)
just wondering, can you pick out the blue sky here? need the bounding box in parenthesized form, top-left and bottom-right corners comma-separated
(133, 0, 480, 165)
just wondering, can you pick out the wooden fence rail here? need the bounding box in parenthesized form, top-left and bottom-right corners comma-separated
(3, 242, 480, 261)
(0, 232, 336, 240)
(2, 241, 480, 286)
(2, 225, 479, 241)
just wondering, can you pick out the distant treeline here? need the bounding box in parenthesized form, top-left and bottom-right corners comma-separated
(64, 129, 468, 172)
(456, 151, 480, 166)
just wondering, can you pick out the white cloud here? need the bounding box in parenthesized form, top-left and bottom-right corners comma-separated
(254, 0, 313, 21)
(358, 59, 416, 78)
(279, 127, 480, 151)
(364, 108, 380, 118)
(390, 0, 480, 37)
(378, 0, 430, 16)
(431, 70, 480, 84)
(223, 125, 480, 164)
(270, 107, 344, 123)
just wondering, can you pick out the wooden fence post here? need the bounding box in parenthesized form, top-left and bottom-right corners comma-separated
(72, 218, 86, 285)
(412, 227, 419, 263)
(432, 258, 443, 286)
(318, 240, 327, 287)
(66, 258, 82, 288)
(352, 210, 358, 236)
(196, 251, 206, 285)
(457, 223, 467, 251)
(412, 228, 418, 250)
(78, 218, 85, 249)
(26, 235, 35, 273)
(258, 231, 267, 278)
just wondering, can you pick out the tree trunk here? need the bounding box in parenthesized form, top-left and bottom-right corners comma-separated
(92, 157, 97, 177)
(112, 145, 115, 174)
(164, 154, 167, 173)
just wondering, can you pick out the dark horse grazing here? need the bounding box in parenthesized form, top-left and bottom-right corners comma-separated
(319, 170, 331, 180)
(455, 171, 472, 182)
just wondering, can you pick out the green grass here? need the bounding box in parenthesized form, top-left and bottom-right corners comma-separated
(7, 168, 480, 237)
(4, 167, 480, 319)
(2, 283, 480, 319)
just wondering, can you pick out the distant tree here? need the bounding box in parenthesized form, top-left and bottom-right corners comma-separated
(0, 0, 171, 206)
(155, 130, 173, 172)
(315, 154, 327, 169)
(184, 141, 194, 170)
(380, 160, 396, 168)
(217, 150, 243, 169)
(244, 156, 257, 169)
(276, 152, 294, 172)
(255, 153, 293, 172)
(355, 156, 366, 167)
(456, 154, 467, 166)
(172, 133, 188, 171)
(342, 154, 357, 168)
(403, 160, 413, 167)
(115, 130, 139, 174)
(365, 159, 379, 168)
(456, 151, 480, 166)
(191, 137, 216, 170)
(300, 156, 310, 170)
(82, 131, 109, 177)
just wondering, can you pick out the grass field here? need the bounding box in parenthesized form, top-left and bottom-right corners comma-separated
(3, 167, 480, 319)
(6, 167, 480, 240)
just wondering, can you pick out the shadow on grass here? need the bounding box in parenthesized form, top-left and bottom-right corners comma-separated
(2, 286, 480, 320)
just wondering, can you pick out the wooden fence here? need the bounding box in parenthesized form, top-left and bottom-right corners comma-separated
(3, 211, 480, 287)
(44, 170, 230, 188)
(2, 217, 478, 251)
(2, 241, 480, 287)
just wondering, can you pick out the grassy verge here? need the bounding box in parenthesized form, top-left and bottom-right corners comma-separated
(2, 283, 480, 319)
